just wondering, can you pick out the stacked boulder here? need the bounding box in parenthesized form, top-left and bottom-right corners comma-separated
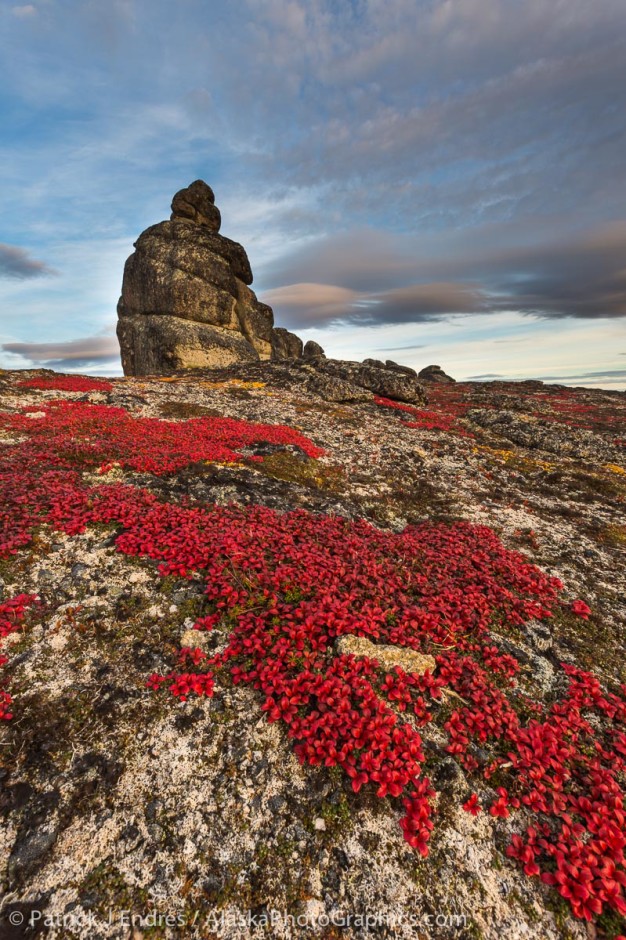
(116, 181, 426, 405)
(118, 181, 285, 375)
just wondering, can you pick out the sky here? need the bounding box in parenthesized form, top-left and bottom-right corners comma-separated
(1, 0, 625, 388)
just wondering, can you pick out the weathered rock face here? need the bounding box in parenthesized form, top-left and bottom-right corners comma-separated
(312, 358, 426, 404)
(418, 364, 456, 384)
(254, 357, 427, 404)
(117, 181, 275, 375)
(302, 340, 326, 360)
(270, 327, 303, 361)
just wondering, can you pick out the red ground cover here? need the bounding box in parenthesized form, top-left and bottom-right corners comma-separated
(0, 395, 624, 926)
(18, 375, 114, 393)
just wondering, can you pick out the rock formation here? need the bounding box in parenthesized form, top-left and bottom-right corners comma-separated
(417, 364, 455, 384)
(309, 358, 424, 403)
(116, 181, 424, 405)
(117, 181, 286, 375)
(270, 327, 303, 361)
(302, 340, 326, 360)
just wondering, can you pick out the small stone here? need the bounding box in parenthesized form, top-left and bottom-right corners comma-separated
(335, 635, 436, 675)
(314, 817, 326, 831)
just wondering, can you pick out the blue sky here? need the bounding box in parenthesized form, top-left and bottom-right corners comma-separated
(1, 0, 625, 386)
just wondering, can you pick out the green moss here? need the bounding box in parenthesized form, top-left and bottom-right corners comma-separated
(596, 906, 626, 938)
(549, 607, 626, 682)
(78, 861, 151, 917)
(543, 891, 578, 939)
(256, 451, 345, 493)
(601, 524, 626, 547)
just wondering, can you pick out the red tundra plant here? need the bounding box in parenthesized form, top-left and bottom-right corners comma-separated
(571, 599, 592, 619)
(0, 401, 323, 555)
(18, 375, 113, 393)
(463, 793, 481, 815)
(0, 594, 38, 721)
(374, 396, 458, 433)
(0, 397, 625, 927)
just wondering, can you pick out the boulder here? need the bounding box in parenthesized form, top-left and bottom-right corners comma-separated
(271, 327, 303, 360)
(306, 373, 372, 403)
(385, 359, 418, 378)
(335, 635, 436, 675)
(302, 340, 326, 360)
(417, 364, 455, 384)
(314, 359, 426, 404)
(170, 180, 221, 231)
(117, 182, 274, 375)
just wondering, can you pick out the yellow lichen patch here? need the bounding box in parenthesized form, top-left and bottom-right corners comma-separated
(472, 445, 515, 462)
(198, 379, 266, 390)
(604, 463, 626, 475)
(472, 444, 555, 473)
(600, 524, 626, 547)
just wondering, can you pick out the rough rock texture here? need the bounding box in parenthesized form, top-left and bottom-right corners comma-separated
(170, 179, 221, 230)
(302, 340, 326, 360)
(217, 358, 426, 405)
(385, 359, 418, 378)
(313, 358, 426, 403)
(418, 364, 456, 384)
(116, 315, 260, 375)
(117, 181, 275, 374)
(270, 327, 304, 361)
(1, 366, 625, 940)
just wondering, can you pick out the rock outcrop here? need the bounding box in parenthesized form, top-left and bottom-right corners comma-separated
(116, 181, 425, 404)
(310, 358, 425, 403)
(270, 327, 303, 361)
(417, 364, 455, 384)
(302, 340, 326, 360)
(117, 181, 278, 375)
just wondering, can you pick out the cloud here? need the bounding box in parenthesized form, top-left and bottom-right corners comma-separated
(261, 220, 626, 326)
(11, 5, 36, 17)
(261, 279, 487, 328)
(2, 334, 120, 370)
(537, 368, 626, 381)
(261, 282, 361, 325)
(377, 344, 428, 352)
(0, 244, 57, 279)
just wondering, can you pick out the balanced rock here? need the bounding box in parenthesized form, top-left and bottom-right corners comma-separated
(417, 364, 455, 384)
(117, 181, 275, 375)
(302, 340, 326, 360)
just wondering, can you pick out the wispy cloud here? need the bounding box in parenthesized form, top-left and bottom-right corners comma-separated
(0, 243, 57, 279)
(261, 221, 626, 326)
(2, 334, 120, 371)
(11, 5, 36, 18)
